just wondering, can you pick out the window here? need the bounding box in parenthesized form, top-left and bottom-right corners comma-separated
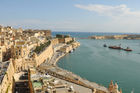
(16, 50, 18, 55)
(19, 50, 21, 55)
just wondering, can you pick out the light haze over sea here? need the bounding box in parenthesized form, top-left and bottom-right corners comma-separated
(53, 32, 140, 93)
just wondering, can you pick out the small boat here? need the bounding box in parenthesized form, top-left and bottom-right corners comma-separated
(69, 49, 73, 53)
(108, 46, 122, 50)
(131, 89, 134, 93)
(131, 91, 134, 93)
(124, 47, 132, 51)
(103, 44, 107, 47)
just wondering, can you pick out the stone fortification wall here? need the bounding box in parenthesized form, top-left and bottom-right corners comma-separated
(35, 43, 54, 66)
(0, 59, 15, 93)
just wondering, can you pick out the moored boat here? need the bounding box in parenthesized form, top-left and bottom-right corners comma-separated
(103, 44, 107, 47)
(124, 47, 132, 51)
(108, 46, 122, 50)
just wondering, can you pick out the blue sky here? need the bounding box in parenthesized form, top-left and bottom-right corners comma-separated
(1, 0, 140, 33)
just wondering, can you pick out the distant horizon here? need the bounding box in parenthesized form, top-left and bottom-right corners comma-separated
(52, 31, 140, 34)
(1, 24, 140, 34)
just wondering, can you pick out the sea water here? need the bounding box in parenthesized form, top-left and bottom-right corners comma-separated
(53, 32, 140, 93)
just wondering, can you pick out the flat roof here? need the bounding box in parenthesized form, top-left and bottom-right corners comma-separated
(32, 81, 42, 88)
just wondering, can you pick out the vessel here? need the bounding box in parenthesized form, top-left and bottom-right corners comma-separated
(103, 44, 107, 47)
(124, 47, 132, 51)
(108, 46, 122, 50)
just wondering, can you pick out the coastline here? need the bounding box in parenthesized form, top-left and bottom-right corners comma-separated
(40, 43, 109, 93)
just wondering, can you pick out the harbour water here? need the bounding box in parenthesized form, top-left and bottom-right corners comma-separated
(53, 32, 140, 93)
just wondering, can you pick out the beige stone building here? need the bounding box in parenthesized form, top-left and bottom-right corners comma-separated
(59, 44, 73, 53)
(58, 37, 73, 43)
(11, 40, 29, 59)
(71, 42, 80, 49)
(51, 38, 59, 46)
(0, 46, 6, 62)
(11, 40, 30, 72)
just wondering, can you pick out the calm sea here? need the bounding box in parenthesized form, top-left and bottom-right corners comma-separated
(52, 32, 140, 93)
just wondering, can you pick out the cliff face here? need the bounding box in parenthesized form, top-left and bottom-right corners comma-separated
(88, 34, 140, 40)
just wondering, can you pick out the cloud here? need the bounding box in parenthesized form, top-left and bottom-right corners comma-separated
(75, 4, 140, 17)
(74, 4, 140, 33)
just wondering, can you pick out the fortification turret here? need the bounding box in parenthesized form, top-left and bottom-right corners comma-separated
(109, 80, 114, 92)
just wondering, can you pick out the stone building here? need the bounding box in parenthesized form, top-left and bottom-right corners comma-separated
(11, 40, 29, 59)
(0, 46, 6, 62)
(11, 40, 30, 72)
(59, 44, 73, 53)
(58, 37, 73, 43)
(51, 38, 59, 46)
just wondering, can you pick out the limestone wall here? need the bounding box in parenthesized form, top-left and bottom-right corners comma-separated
(35, 43, 54, 66)
(23, 58, 36, 70)
(0, 60, 15, 93)
(13, 58, 23, 72)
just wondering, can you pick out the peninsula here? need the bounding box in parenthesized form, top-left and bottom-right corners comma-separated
(88, 34, 140, 40)
(0, 25, 122, 93)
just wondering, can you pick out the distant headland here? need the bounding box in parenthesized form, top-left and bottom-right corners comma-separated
(88, 34, 140, 40)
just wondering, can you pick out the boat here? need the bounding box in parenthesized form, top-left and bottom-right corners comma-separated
(131, 89, 134, 93)
(69, 49, 73, 53)
(124, 47, 132, 51)
(131, 90, 134, 93)
(103, 44, 107, 47)
(108, 46, 122, 50)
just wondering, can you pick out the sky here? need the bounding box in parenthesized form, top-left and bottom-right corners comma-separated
(1, 0, 140, 33)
